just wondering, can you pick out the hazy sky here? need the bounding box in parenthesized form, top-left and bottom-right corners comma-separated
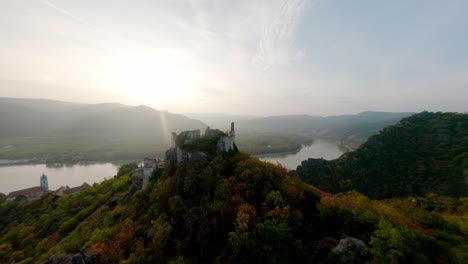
(1, 0, 467, 116)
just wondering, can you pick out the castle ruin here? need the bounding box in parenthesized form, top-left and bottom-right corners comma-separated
(171, 122, 236, 153)
(165, 122, 236, 169)
(132, 123, 236, 190)
(216, 122, 235, 153)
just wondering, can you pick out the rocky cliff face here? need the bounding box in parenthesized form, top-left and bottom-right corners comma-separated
(164, 147, 207, 173)
(42, 250, 96, 264)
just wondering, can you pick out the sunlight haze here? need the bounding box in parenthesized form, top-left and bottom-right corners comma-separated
(1, 0, 467, 115)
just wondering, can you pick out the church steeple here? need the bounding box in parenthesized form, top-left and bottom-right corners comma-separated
(40, 174, 48, 192)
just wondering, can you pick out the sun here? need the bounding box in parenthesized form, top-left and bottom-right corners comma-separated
(100, 50, 197, 105)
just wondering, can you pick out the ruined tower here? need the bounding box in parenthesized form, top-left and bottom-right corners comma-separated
(216, 122, 235, 153)
(230, 122, 235, 137)
(40, 174, 48, 192)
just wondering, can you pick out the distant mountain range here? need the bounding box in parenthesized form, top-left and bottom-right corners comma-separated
(186, 111, 413, 133)
(0, 97, 206, 138)
(183, 113, 259, 129)
(0, 97, 414, 162)
(194, 111, 414, 154)
(236, 111, 414, 136)
(0, 97, 207, 163)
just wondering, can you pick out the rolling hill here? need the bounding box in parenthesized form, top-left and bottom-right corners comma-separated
(0, 97, 207, 163)
(0, 97, 414, 162)
(234, 111, 414, 154)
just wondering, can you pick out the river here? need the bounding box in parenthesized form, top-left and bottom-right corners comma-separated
(0, 163, 119, 194)
(259, 138, 344, 170)
(0, 139, 342, 194)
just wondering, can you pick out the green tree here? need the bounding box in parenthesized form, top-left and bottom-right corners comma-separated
(369, 220, 409, 263)
(250, 219, 294, 263)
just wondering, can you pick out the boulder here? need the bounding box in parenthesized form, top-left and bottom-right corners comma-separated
(332, 237, 367, 258)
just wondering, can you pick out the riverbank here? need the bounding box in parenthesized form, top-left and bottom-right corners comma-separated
(0, 163, 120, 194)
(0, 159, 136, 168)
(0, 159, 36, 166)
(259, 139, 344, 170)
(253, 147, 303, 158)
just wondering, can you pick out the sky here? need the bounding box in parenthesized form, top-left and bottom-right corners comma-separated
(0, 0, 467, 116)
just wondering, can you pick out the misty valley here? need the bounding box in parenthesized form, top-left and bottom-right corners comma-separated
(1, 1, 467, 262)
(0, 98, 403, 192)
(0, 98, 411, 166)
(0, 98, 466, 263)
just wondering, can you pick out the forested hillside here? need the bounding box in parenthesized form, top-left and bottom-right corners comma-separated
(295, 112, 468, 198)
(1, 150, 466, 263)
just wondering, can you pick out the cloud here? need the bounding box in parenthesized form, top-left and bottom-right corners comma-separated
(175, 0, 314, 72)
(251, 0, 311, 71)
(3, 0, 465, 116)
(36, 0, 136, 50)
(38, 0, 87, 25)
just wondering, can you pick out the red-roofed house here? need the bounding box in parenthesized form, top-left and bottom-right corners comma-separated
(54, 186, 70, 196)
(6, 186, 44, 201)
(6, 174, 49, 201)
(62, 182, 90, 196)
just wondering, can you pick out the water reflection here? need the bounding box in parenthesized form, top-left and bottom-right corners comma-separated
(0, 163, 120, 194)
(259, 138, 343, 170)
(0, 141, 342, 194)
(45, 160, 126, 168)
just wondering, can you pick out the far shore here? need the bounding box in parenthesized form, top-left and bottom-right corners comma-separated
(252, 147, 302, 158)
(0, 159, 130, 167)
(0, 159, 33, 166)
(0, 138, 353, 167)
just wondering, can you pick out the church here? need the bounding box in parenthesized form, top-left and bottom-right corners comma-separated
(6, 174, 49, 201)
(6, 174, 90, 201)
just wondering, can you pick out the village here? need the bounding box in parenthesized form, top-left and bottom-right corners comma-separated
(5, 173, 90, 202)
